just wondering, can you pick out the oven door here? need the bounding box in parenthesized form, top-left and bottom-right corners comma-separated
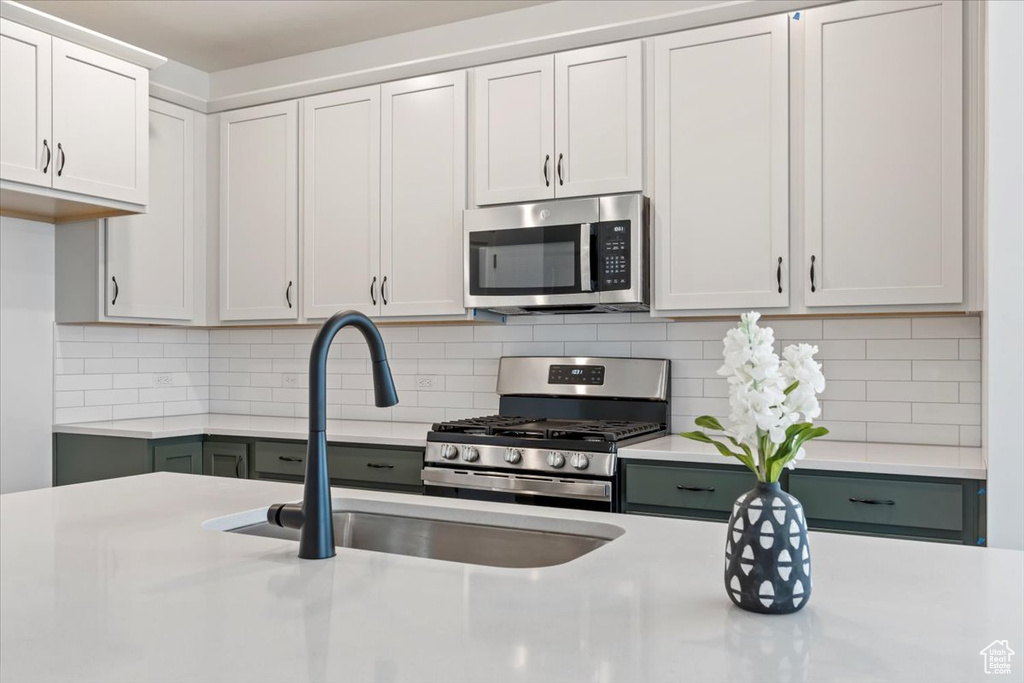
(422, 467, 614, 512)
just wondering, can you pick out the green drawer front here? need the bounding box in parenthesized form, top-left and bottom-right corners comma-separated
(788, 473, 963, 532)
(254, 441, 307, 478)
(329, 445, 423, 488)
(625, 464, 753, 514)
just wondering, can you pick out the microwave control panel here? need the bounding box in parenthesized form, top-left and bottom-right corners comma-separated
(595, 221, 631, 290)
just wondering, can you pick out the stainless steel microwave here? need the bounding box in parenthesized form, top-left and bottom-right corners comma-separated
(464, 193, 649, 315)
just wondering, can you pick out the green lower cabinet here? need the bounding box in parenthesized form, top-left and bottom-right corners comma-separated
(620, 459, 984, 545)
(202, 441, 249, 479)
(54, 434, 203, 485)
(251, 439, 424, 494)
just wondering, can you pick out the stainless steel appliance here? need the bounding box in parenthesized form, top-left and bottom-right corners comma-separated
(423, 356, 670, 511)
(464, 193, 649, 315)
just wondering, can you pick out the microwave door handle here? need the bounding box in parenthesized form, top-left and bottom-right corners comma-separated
(580, 223, 592, 292)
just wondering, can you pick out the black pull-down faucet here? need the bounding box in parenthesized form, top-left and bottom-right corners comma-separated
(267, 310, 398, 559)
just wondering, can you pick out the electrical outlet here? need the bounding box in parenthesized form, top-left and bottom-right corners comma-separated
(155, 374, 174, 386)
(283, 374, 299, 385)
(416, 376, 435, 389)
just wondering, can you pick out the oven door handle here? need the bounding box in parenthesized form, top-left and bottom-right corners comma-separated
(580, 223, 593, 292)
(421, 467, 611, 502)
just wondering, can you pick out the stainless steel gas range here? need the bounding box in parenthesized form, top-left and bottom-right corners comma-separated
(422, 356, 670, 511)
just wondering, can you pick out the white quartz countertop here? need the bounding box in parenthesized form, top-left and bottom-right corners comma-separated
(620, 435, 988, 479)
(1, 474, 1020, 683)
(53, 413, 432, 448)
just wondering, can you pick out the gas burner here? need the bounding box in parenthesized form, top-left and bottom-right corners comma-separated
(432, 415, 538, 436)
(433, 416, 662, 443)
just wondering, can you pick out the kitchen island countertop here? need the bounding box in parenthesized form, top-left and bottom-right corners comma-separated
(1, 474, 1020, 683)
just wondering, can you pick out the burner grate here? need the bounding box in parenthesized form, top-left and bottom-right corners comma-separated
(431, 415, 537, 436)
(433, 416, 662, 442)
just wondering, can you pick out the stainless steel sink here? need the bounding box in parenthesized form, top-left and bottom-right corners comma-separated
(212, 499, 623, 568)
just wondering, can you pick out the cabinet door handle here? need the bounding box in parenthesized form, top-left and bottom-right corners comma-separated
(42, 139, 51, 173)
(543, 154, 550, 187)
(557, 153, 564, 186)
(677, 484, 715, 492)
(278, 455, 302, 463)
(366, 463, 394, 469)
(370, 276, 377, 305)
(849, 497, 895, 506)
(809, 255, 816, 293)
(235, 456, 243, 478)
(777, 257, 783, 294)
(57, 143, 65, 176)
(285, 281, 293, 308)
(381, 276, 388, 305)
(111, 276, 119, 305)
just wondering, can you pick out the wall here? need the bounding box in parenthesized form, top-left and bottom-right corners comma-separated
(984, 0, 1024, 551)
(53, 314, 983, 448)
(1, 217, 54, 493)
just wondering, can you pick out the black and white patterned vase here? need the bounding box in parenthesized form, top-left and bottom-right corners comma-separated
(724, 482, 811, 615)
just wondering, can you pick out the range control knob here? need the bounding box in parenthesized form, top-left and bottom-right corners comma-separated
(462, 446, 480, 463)
(547, 451, 566, 469)
(570, 453, 590, 470)
(504, 448, 523, 464)
(439, 444, 459, 460)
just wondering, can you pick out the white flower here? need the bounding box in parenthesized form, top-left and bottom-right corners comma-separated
(780, 343, 826, 422)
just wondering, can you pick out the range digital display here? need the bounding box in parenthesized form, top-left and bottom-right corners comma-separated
(548, 364, 605, 385)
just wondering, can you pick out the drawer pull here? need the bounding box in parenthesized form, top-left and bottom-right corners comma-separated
(366, 463, 394, 469)
(278, 456, 303, 463)
(849, 497, 895, 506)
(677, 485, 715, 493)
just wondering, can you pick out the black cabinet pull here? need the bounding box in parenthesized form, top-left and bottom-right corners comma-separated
(285, 281, 293, 308)
(278, 455, 302, 463)
(42, 139, 51, 173)
(111, 276, 119, 305)
(366, 463, 394, 469)
(809, 255, 816, 293)
(677, 484, 715, 492)
(57, 142, 65, 176)
(777, 256, 783, 293)
(849, 497, 895, 506)
(235, 456, 243, 478)
(543, 154, 550, 187)
(370, 276, 377, 305)
(557, 153, 564, 186)
(381, 276, 388, 305)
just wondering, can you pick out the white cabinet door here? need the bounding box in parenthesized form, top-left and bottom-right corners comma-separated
(472, 56, 554, 205)
(653, 16, 789, 312)
(0, 19, 51, 187)
(105, 99, 194, 321)
(380, 72, 467, 317)
(302, 86, 381, 320)
(554, 41, 642, 198)
(219, 101, 298, 321)
(804, 0, 963, 307)
(51, 38, 148, 205)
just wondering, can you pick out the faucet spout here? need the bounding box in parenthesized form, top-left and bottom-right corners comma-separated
(267, 310, 398, 559)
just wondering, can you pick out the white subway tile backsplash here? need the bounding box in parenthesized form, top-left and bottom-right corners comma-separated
(866, 339, 958, 360)
(824, 318, 910, 339)
(912, 360, 981, 382)
(865, 381, 959, 403)
(84, 358, 138, 374)
(912, 316, 980, 338)
(52, 315, 982, 448)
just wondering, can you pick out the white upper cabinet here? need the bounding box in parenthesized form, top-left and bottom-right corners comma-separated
(302, 86, 381, 320)
(803, 0, 963, 307)
(554, 41, 643, 199)
(219, 101, 298, 321)
(105, 99, 194, 321)
(0, 19, 51, 187)
(50, 38, 148, 205)
(381, 72, 467, 317)
(473, 56, 555, 205)
(472, 40, 642, 205)
(653, 16, 789, 312)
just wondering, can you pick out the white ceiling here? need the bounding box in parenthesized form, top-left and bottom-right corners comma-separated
(18, 0, 550, 72)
